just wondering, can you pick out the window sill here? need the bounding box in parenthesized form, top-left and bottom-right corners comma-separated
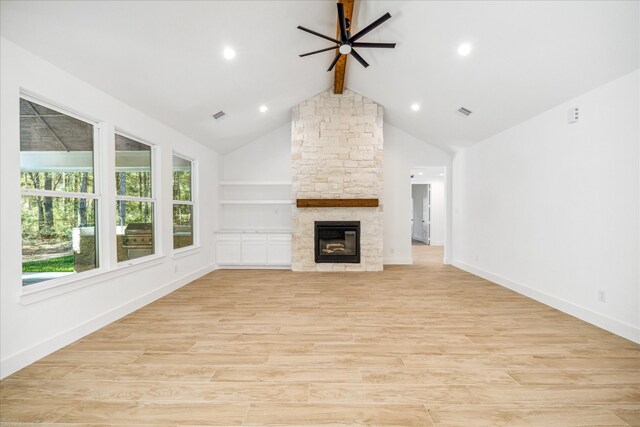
(20, 255, 166, 305)
(172, 245, 201, 260)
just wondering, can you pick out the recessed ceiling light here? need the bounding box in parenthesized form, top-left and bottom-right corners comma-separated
(223, 47, 236, 60)
(418, 172, 423, 175)
(411, 103, 420, 111)
(439, 173, 445, 176)
(259, 105, 268, 113)
(457, 43, 472, 56)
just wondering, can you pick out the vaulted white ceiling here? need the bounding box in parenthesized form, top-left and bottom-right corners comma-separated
(1, 1, 638, 154)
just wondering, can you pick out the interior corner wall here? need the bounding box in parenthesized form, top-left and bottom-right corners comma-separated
(0, 37, 220, 378)
(383, 123, 453, 264)
(452, 69, 640, 343)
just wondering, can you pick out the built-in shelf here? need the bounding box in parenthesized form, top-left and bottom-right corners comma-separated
(219, 200, 293, 205)
(220, 181, 292, 186)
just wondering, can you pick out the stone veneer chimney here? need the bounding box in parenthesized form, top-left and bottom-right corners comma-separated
(291, 89, 383, 271)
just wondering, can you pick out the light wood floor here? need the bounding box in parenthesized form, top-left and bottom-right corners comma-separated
(2, 245, 639, 426)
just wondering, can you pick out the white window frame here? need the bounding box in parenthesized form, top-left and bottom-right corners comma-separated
(113, 130, 160, 266)
(172, 152, 198, 254)
(19, 93, 105, 292)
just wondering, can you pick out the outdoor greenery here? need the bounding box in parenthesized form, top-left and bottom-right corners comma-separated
(21, 171, 95, 240)
(173, 170, 191, 201)
(22, 255, 74, 273)
(20, 149, 193, 275)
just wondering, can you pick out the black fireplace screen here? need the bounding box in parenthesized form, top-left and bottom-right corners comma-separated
(315, 221, 360, 263)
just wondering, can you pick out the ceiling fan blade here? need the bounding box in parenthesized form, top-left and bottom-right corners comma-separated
(297, 26, 341, 44)
(337, 3, 348, 42)
(348, 12, 392, 43)
(351, 42, 396, 49)
(327, 52, 342, 72)
(349, 48, 369, 68)
(299, 46, 339, 57)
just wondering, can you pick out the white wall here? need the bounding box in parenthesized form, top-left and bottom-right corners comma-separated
(220, 123, 292, 231)
(220, 119, 453, 263)
(0, 38, 220, 378)
(452, 70, 640, 342)
(223, 123, 291, 182)
(384, 124, 452, 264)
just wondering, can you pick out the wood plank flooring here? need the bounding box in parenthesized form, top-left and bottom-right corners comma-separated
(1, 245, 639, 426)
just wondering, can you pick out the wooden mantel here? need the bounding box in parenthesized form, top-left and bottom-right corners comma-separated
(296, 198, 378, 208)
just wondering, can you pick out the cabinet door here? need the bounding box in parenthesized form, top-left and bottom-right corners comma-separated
(215, 234, 241, 265)
(241, 234, 267, 265)
(267, 234, 292, 265)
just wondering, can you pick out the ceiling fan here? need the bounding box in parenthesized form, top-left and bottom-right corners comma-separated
(297, 3, 396, 71)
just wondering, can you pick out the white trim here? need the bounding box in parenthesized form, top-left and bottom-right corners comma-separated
(4, 263, 216, 379)
(19, 93, 104, 294)
(451, 259, 640, 344)
(20, 91, 101, 125)
(216, 265, 291, 270)
(114, 194, 154, 203)
(383, 257, 413, 265)
(219, 200, 293, 205)
(172, 245, 201, 259)
(20, 255, 165, 305)
(171, 152, 197, 252)
(21, 189, 99, 199)
(219, 181, 292, 186)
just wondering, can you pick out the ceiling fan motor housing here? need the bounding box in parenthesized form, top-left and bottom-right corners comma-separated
(297, 2, 396, 71)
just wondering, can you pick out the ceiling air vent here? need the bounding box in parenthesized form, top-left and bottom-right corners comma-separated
(457, 107, 472, 117)
(212, 111, 226, 119)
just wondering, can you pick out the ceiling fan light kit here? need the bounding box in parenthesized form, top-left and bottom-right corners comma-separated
(298, 2, 396, 72)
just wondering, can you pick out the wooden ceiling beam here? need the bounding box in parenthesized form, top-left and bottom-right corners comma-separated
(333, 0, 354, 94)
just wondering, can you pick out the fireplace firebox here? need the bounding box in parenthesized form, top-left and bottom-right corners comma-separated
(314, 221, 360, 263)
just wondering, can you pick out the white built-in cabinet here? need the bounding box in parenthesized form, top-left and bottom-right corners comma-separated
(216, 182, 293, 268)
(214, 232, 292, 267)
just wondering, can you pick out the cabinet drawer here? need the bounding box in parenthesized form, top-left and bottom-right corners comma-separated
(242, 233, 267, 242)
(215, 233, 242, 242)
(268, 234, 292, 242)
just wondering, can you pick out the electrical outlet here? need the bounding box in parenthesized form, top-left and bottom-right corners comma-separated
(474, 254, 480, 262)
(390, 248, 394, 254)
(174, 265, 179, 273)
(598, 290, 606, 303)
(567, 106, 580, 124)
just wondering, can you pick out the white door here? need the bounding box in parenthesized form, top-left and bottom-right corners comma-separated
(422, 184, 431, 245)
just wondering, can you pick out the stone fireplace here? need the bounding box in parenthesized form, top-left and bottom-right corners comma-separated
(291, 89, 383, 272)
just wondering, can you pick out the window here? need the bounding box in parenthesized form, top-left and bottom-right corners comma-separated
(172, 154, 194, 250)
(115, 133, 155, 262)
(20, 97, 99, 286)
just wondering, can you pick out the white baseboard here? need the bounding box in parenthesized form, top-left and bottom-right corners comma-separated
(1, 264, 217, 379)
(384, 257, 413, 265)
(216, 265, 291, 270)
(452, 259, 640, 344)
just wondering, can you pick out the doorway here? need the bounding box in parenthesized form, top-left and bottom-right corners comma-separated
(411, 184, 431, 245)
(410, 166, 447, 263)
